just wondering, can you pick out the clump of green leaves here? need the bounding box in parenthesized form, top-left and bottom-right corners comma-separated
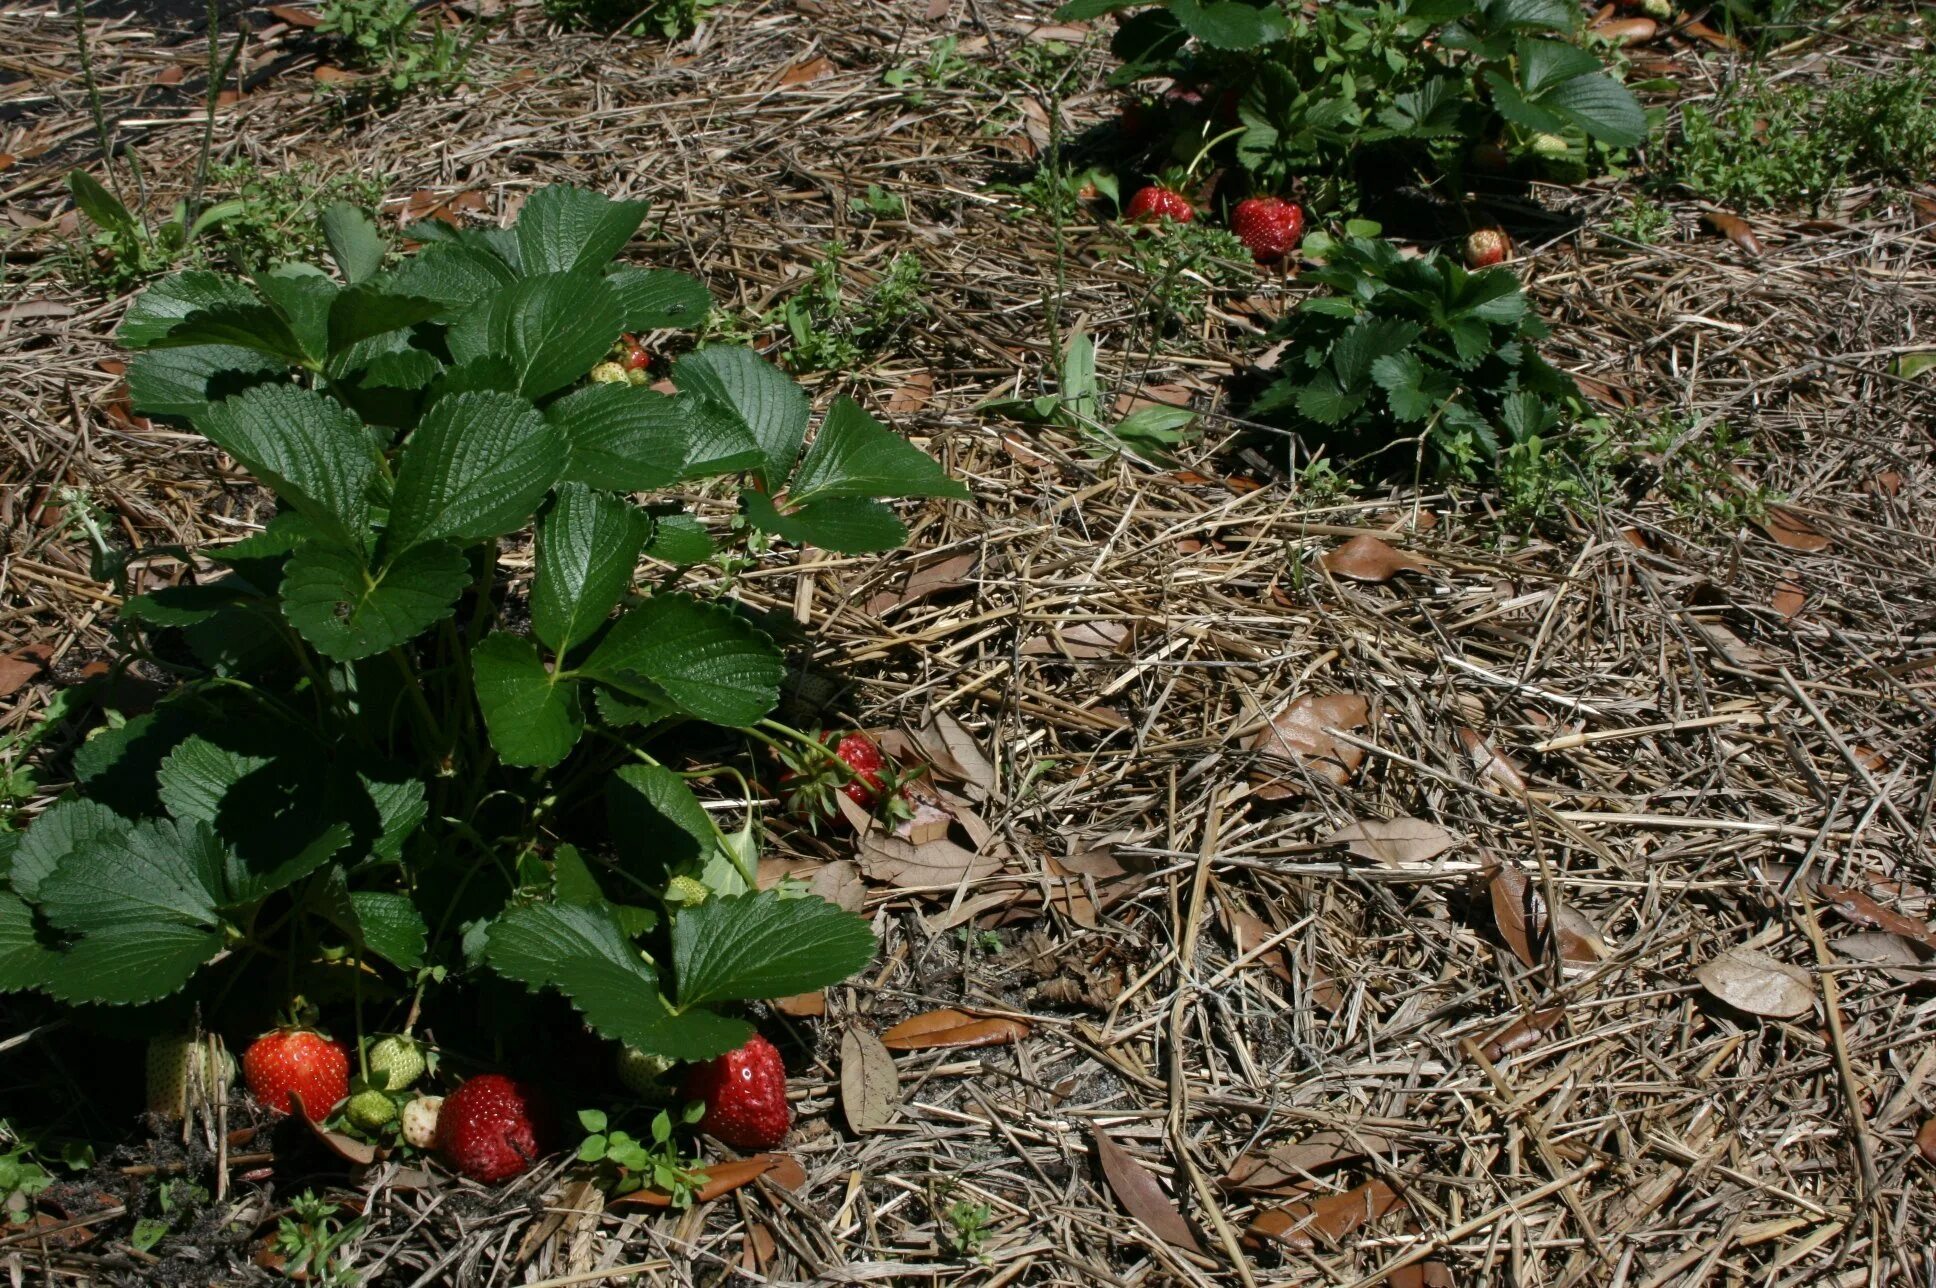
(1117, 218, 1252, 329)
(0, 1142, 52, 1225)
(1252, 227, 1581, 481)
(1639, 417, 1776, 524)
(985, 330, 1197, 461)
(577, 1105, 709, 1204)
(1603, 195, 1675, 245)
(273, 1192, 365, 1286)
(0, 186, 965, 1081)
(768, 245, 927, 374)
(318, 0, 467, 99)
(67, 171, 246, 293)
(942, 1196, 995, 1258)
(1668, 57, 1936, 212)
(542, 0, 718, 39)
(1065, 0, 1647, 215)
(206, 160, 388, 273)
(848, 185, 906, 221)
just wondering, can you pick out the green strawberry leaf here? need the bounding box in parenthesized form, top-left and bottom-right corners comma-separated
(1168, 0, 1289, 50)
(118, 271, 269, 347)
(315, 869, 428, 971)
(787, 397, 969, 505)
(514, 184, 651, 276)
(740, 490, 907, 554)
(672, 346, 810, 491)
(641, 512, 713, 565)
(281, 539, 469, 662)
(387, 391, 563, 552)
(546, 383, 688, 493)
(43, 922, 226, 1006)
(0, 892, 53, 993)
(255, 267, 338, 365)
(486, 902, 752, 1061)
(470, 633, 585, 768)
(583, 593, 782, 727)
(325, 287, 443, 359)
(155, 734, 350, 903)
(125, 345, 284, 420)
(608, 763, 712, 880)
(606, 267, 710, 331)
(192, 384, 381, 550)
(531, 483, 651, 653)
(321, 202, 388, 284)
(447, 270, 625, 400)
(670, 891, 876, 1008)
(9, 799, 134, 902)
(386, 241, 518, 314)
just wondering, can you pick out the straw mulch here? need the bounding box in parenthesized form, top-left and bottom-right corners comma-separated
(2, 0, 1934, 1282)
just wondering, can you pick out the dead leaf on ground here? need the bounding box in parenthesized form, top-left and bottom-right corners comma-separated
(756, 857, 865, 913)
(612, 1154, 791, 1206)
(266, 3, 323, 25)
(1245, 1180, 1403, 1252)
(1485, 862, 1607, 967)
(1091, 1128, 1203, 1253)
(1589, 15, 1656, 41)
(1480, 1007, 1567, 1061)
(772, 990, 826, 1017)
(1249, 694, 1370, 800)
(290, 1093, 377, 1166)
(879, 1007, 1030, 1051)
(1816, 883, 1936, 951)
(1324, 817, 1458, 867)
(840, 1027, 898, 1134)
(0, 644, 53, 698)
(1387, 1262, 1457, 1288)
(1701, 210, 1763, 256)
(1026, 21, 1089, 41)
(1019, 618, 1130, 659)
(1833, 933, 1933, 987)
(1459, 728, 1528, 794)
(1696, 946, 1815, 1018)
(856, 823, 1004, 890)
(1919, 1119, 1936, 1164)
(1683, 16, 1743, 48)
(884, 371, 933, 415)
(1758, 506, 1831, 552)
(1321, 535, 1433, 583)
(1219, 903, 1293, 984)
(861, 551, 976, 615)
(1223, 1130, 1408, 1191)
(1875, 470, 1904, 497)
(909, 709, 998, 798)
(889, 779, 956, 845)
(739, 1222, 778, 1274)
(779, 56, 836, 86)
(1772, 579, 1805, 619)
(312, 65, 360, 83)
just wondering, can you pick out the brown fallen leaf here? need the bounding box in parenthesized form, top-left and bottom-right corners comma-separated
(909, 709, 998, 798)
(1682, 16, 1742, 49)
(1701, 210, 1763, 257)
(1219, 904, 1294, 984)
(1323, 817, 1458, 866)
(1919, 1118, 1936, 1164)
(1832, 933, 1933, 987)
(772, 990, 826, 1017)
(1249, 694, 1370, 800)
(885, 371, 933, 416)
(290, 1093, 377, 1166)
(862, 551, 976, 615)
(1458, 727, 1528, 794)
(856, 826, 1004, 890)
(1223, 1129, 1408, 1191)
(1480, 1007, 1566, 1061)
(779, 56, 836, 86)
(1589, 15, 1656, 41)
(1875, 470, 1904, 498)
(1485, 862, 1607, 967)
(1816, 882, 1936, 951)
(890, 779, 955, 845)
(267, 3, 323, 25)
(1321, 534, 1432, 583)
(612, 1154, 789, 1206)
(1695, 946, 1815, 1018)
(1758, 506, 1830, 552)
(1245, 1180, 1403, 1252)
(1772, 579, 1805, 619)
(840, 1027, 899, 1134)
(1019, 619, 1130, 659)
(0, 643, 53, 698)
(1092, 1128, 1203, 1253)
(756, 857, 865, 913)
(879, 1008, 1030, 1051)
(739, 1222, 778, 1274)
(1387, 1261, 1457, 1288)
(1027, 21, 1089, 41)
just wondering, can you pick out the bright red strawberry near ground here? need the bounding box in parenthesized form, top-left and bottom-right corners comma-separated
(1, 0, 1932, 1280)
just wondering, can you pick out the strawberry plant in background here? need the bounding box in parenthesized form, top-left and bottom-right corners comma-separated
(1067, 0, 1649, 215)
(0, 185, 966, 1166)
(1251, 227, 1584, 481)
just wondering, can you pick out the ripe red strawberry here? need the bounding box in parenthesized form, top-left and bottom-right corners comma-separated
(437, 1074, 550, 1184)
(1231, 197, 1304, 263)
(1125, 185, 1193, 224)
(618, 333, 650, 372)
(682, 1035, 790, 1150)
(242, 1030, 349, 1122)
(780, 730, 912, 827)
(830, 733, 887, 808)
(1465, 228, 1511, 268)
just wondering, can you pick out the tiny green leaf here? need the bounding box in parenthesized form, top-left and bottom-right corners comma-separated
(470, 633, 585, 768)
(321, 202, 388, 284)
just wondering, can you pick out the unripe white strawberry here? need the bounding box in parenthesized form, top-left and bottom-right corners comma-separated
(616, 1045, 676, 1096)
(1530, 133, 1571, 158)
(400, 1095, 444, 1149)
(1465, 228, 1511, 269)
(590, 361, 629, 384)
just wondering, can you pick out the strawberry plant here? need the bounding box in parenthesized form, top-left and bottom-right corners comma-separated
(1250, 227, 1582, 480)
(0, 186, 964, 1115)
(1065, 0, 1649, 214)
